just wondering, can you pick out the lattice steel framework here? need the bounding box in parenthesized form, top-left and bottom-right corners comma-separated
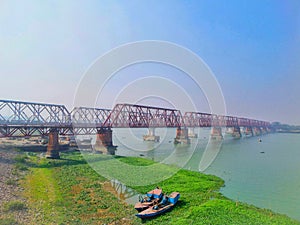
(183, 112, 270, 128)
(183, 112, 212, 127)
(0, 99, 271, 137)
(103, 104, 184, 128)
(0, 99, 72, 137)
(0, 99, 70, 124)
(71, 107, 111, 127)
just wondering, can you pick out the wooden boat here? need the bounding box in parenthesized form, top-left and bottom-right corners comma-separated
(134, 187, 163, 212)
(136, 192, 180, 219)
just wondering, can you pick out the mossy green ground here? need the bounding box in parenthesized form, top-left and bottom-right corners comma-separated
(20, 151, 299, 225)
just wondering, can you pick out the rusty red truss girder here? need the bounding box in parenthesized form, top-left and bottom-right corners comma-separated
(0, 99, 271, 137)
(103, 103, 184, 128)
(237, 117, 251, 127)
(183, 112, 212, 127)
(249, 119, 270, 127)
(223, 116, 239, 127)
(183, 112, 270, 128)
(71, 107, 111, 128)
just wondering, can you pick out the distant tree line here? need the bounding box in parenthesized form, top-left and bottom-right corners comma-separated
(271, 122, 300, 133)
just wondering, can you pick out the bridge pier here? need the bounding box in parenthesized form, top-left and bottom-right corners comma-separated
(253, 127, 261, 136)
(244, 127, 254, 136)
(94, 128, 117, 155)
(232, 126, 241, 138)
(143, 128, 160, 142)
(174, 127, 190, 144)
(188, 127, 198, 138)
(210, 127, 223, 140)
(261, 127, 267, 134)
(46, 128, 60, 159)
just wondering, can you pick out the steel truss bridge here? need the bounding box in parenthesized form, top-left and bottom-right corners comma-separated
(0, 99, 270, 138)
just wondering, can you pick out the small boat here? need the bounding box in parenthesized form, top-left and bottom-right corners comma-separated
(136, 192, 180, 219)
(134, 187, 163, 212)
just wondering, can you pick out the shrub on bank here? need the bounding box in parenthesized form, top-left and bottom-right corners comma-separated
(3, 201, 26, 212)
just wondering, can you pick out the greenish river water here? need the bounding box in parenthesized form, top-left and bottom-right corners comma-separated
(109, 128, 300, 221)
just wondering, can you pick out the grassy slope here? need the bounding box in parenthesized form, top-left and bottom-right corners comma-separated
(22, 167, 65, 223)
(22, 152, 138, 224)
(21, 152, 299, 225)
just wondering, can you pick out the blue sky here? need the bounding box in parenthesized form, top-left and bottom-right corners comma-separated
(0, 0, 299, 124)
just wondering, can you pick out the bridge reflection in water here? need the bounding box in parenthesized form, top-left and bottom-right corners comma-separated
(103, 179, 140, 205)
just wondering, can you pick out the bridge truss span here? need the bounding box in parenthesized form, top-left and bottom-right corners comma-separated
(0, 99, 273, 158)
(183, 112, 270, 128)
(71, 106, 111, 128)
(0, 99, 72, 137)
(103, 103, 184, 128)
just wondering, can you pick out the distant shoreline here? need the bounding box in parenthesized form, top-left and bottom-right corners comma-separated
(277, 130, 300, 134)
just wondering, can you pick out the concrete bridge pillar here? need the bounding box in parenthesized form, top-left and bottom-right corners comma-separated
(211, 127, 223, 140)
(261, 127, 267, 134)
(188, 127, 198, 138)
(232, 126, 241, 138)
(174, 127, 190, 144)
(244, 127, 254, 136)
(46, 128, 60, 159)
(95, 128, 117, 155)
(225, 127, 233, 134)
(143, 128, 160, 142)
(253, 127, 261, 136)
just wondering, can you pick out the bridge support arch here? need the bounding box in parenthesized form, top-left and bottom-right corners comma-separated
(94, 128, 117, 155)
(46, 128, 60, 159)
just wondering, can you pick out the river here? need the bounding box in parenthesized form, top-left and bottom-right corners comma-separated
(108, 128, 300, 221)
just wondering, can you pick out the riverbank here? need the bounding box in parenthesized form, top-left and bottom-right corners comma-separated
(277, 130, 300, 134)
(1, 149, 299, 224)
(0, 148, 32, 224)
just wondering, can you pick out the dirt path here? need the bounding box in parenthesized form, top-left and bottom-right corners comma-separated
(0, 148, 32, 224)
